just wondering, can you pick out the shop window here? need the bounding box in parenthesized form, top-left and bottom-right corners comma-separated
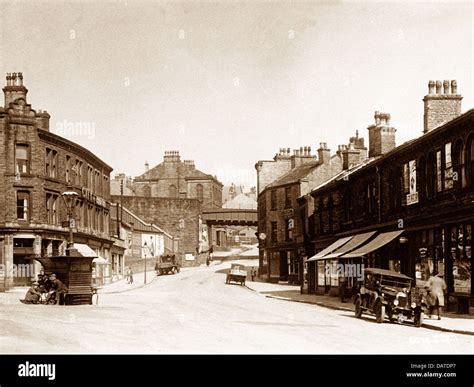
(451, 224, 471, 294)
(288, 252, 299, 275)
(16, 191, 29, 220)
(15, 144, 29, 175)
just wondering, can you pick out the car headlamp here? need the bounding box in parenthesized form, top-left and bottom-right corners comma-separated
(411, 302, 416, 308)
(393, 299, 399, 306)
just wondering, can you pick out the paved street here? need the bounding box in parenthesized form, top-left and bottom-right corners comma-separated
(0, 260, 472, 354)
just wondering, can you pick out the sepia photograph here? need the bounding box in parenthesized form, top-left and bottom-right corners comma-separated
(0, 0, 473, 384)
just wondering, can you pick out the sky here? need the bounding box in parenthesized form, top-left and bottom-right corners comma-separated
(0, 0, 472, 188)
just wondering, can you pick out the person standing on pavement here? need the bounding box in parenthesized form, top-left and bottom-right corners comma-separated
(339, 273, 347, 303)
(426, 270, 447, 320)
(126, 267, 134, 284)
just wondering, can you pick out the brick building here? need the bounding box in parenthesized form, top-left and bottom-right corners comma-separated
(302, 80, 473, 309)
(0, 73, 114, 289)
(256, 139, 367, 284)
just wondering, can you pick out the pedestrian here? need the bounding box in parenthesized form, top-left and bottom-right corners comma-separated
(251, 267, 256, 281)
(426, 270, 447, 320)
(126, 267, 134, 284)
(339, 272, 347, 303)
(20, 282, 42, 304)
(49, 274, 68, 305)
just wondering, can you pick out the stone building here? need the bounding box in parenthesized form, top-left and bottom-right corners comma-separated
(130, 151, 223, 208)
(109, 204, 177, 277)
(110, 195, 204, 267)
(256, 139, 367, 283)
(302, 80, 473, 310)
(0, 73, 114, 289)
(110, 151, 222, 266)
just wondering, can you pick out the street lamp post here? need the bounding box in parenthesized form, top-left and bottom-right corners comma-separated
(142, 241, 148, 285)
(62, 188, 79, 256)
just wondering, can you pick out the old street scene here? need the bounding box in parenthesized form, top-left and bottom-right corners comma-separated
(0, 2, 473, 354)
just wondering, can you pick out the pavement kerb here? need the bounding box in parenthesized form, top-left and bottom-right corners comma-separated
(245, 284, 474, 336)
(99, 274, 159, 295)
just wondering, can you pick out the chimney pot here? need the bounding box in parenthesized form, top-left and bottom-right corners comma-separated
(428, 80, 435, 94)
(451, 80, 458, 94)
(443, 80, 450, 94)
(435, 80, 442, 94)
(374, 111, 381, 125)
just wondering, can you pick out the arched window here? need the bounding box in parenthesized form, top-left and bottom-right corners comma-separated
(143, 185, 151, 197)
(196, 184, 203, 202)
(452, 139, 464, 189)
(169, 185, 177, 198)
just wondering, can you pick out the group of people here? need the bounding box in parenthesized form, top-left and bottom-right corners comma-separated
(21, 270, 68, 305)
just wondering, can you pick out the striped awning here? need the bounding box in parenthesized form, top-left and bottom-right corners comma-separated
(323, 231, 377, 259)
(307, 236, 353, 262)
(341, 230, 404, 258)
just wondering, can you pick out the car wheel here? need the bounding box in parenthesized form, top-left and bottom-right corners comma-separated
(355, 298, 362, 318)
(414, 312, 423, 328)
(375, 301, 385, 324)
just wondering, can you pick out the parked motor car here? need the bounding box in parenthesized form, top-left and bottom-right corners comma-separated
(354, 268, 427, 327)
(155, 254, 180, 276)
(226, 263, 247, 286)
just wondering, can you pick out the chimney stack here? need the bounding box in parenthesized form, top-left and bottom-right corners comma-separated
(423, 79, 462, 133)
(164, 150, 181, 163)
(145, 161, 149, 173)
(317, 142, 331, 165)
(367, 111, 397, 157)
(3, 72, 28, 107)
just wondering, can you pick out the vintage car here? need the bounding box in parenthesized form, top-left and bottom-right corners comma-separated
(155, 254, 180, 276)
(226, 263, 247, 286)
(354, 268, 427, 327)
